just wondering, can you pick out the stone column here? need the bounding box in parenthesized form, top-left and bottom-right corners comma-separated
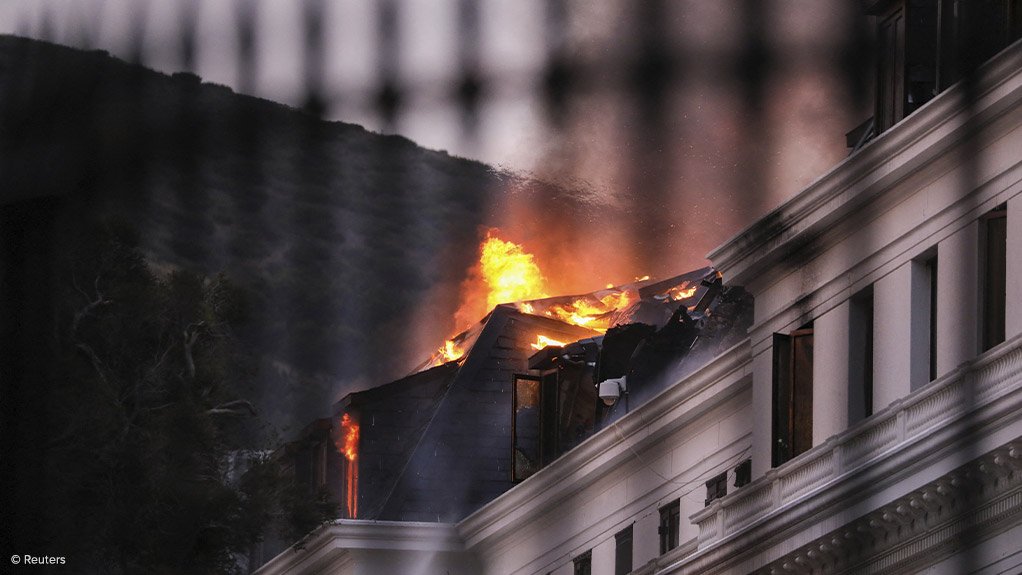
(937, 221, 980, 376)
(750, 348, 774, 479)
(1007, 197, 1022, 340)
(874, 261, 929, 410)
(813, 301, 851, 445)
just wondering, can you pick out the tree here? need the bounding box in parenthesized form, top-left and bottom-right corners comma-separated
(36, 218, 297, 574)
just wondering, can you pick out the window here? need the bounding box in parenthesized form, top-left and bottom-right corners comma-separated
(658, 500, 680, 555)
(873, 0, 938, 131)
(871, 0, 1022, 136)
(512, 374, 542, 481)
(981, 206, 1007, 351)
(849, 287, 875, 424)
(940, 0, 1022, 87)
(573, 550, 592, 575)
(875, 2, 906, 131)
(927, 254, 938, 382)
(772, 324, 814, 467)
(615, 526, 633, 575)
(704, 472, 727, 506)
(734, 459, 752, 489)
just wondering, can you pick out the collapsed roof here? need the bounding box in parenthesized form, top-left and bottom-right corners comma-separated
(282, 267, 753, 523)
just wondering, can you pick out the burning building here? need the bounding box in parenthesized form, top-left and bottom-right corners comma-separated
(256, 4, 1022, 574)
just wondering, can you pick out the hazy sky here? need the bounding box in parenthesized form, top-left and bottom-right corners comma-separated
(2, 0, 868, 277)
(0, 0, 553, 170)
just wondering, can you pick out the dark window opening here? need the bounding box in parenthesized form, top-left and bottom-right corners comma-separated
(734, 459, 752, 489)
(615, 526, 633, 575)
(573, 550, 592, 575)
(849, 287, 875, 424)
(704, 472, 728, 506)
(772, 324, 814, 467)
(869, 0, 1021, 137)
(927, 255, 939, 381)
(941, 0, 1022, 86)
(512, 374, 542, 481)
(876, 2, 907, 131)
(982, 206, 1007, 351)
(658, 500, 681, 555)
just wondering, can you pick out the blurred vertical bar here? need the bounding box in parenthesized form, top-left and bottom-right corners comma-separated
(733, 0, 771, 222)
(627, 0, 674, 274)
(456, 0, 483, 140)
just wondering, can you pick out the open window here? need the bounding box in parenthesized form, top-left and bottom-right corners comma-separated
(849, 287, 875, 424)
(512, 374, 543, 481)
(704, 472, 728, 507)
(772, 325, 814, 467)
(615, 525, 633, 575)
(982, 206, 1007, 352)
(573, 550, 592, 575)
(658, 499, 681, 555)
(872, 0, 938, 131)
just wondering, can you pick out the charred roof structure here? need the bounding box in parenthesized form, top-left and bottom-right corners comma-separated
(267, 268, 752, 540)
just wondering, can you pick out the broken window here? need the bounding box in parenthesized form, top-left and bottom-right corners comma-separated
(615, 525, 633, 575)
(658, 499, 681, 555)
(704, 472, 728, 506)
(982, 206, 1007, 351)
(773, 325, 814, 467)
(512, 374, 542, 481)
(573, 550, 592, 575)
(849, 286, 875, 424)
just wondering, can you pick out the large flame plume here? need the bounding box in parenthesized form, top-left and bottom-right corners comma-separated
(336, 413, 360, 518)
(479, 233, 549, 309)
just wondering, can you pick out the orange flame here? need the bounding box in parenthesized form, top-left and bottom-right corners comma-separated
(433, 339, 466, 366)
(536, 289, 635, 332)
(531, 334, 567, 350)
(480, 234, 548, 309)
(337, 413, 359, 518)
(668, 284, 698, 300)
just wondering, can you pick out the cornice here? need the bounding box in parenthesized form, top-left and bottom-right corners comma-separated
(673, 333, 1022, 575)
(253, 520, 464, 575)
(754, 442, 1022, 574)
(707, 39, 1022, 290)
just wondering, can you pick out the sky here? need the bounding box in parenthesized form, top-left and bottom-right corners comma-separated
(0, 0, 553, 170)
(1, 0, 871, 278)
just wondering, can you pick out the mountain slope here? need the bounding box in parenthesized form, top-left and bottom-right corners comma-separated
(0, 35, 513, 431)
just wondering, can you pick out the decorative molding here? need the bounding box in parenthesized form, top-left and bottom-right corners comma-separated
(755, 441, 1022, 574)
(253, 520, 466, 575)
(693, 333, 1022, 545)
(678, 334, 1022, 575)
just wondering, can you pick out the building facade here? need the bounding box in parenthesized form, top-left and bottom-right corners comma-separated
(255, 12, 1022, 575)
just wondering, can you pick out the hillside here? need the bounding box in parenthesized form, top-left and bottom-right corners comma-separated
(0, 35, 533, 432)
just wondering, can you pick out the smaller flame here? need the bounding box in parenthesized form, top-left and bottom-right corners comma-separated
(433, 339, 466, 365)
(338, 413, 359, 462)
(635, 275, 650, 282)
(337, 412, 360, 518)
(531, 334, 567, 350)
(517, 302, 535, 314)
(669, 285, 698, 300)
